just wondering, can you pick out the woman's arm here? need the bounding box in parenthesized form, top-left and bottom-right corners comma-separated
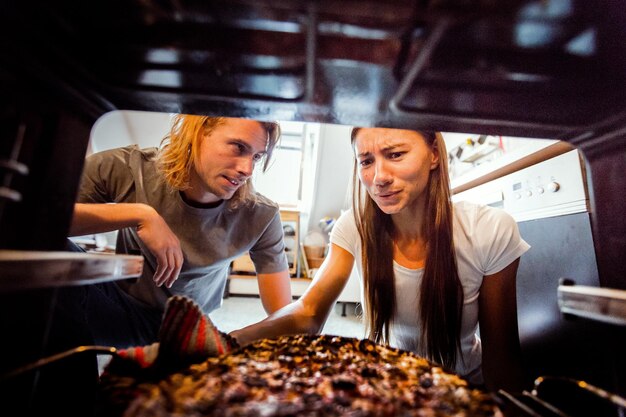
(231, 243, 355, 345)
(478, 257, 528, 393)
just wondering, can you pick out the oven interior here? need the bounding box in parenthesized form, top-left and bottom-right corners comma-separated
(1, 1, 625, 416)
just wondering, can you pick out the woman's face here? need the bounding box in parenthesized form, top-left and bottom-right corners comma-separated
(354, 128, 439, 215)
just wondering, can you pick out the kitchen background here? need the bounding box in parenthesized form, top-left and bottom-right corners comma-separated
(74, 110, 569, 336)
(84, 109, 559, 253)
(73, 109, 619, 398)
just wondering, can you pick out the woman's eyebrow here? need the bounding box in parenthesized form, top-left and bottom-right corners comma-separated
(379, 143, 407, 154)
(357, 144, 402, 158)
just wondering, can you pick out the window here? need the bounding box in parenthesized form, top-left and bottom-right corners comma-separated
(252, 121, 306, 208)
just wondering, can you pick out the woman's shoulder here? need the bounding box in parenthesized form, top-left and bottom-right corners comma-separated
(453, 201, 516, 234)
(331, 210, 359, 238)
(453, 200, 529, 274)
(453, 200, 515, 227)
(334, 209, 357, 230)
(330, 209, 360, 255)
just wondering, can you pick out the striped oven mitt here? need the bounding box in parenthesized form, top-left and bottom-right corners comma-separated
(113, 295, 239, 370)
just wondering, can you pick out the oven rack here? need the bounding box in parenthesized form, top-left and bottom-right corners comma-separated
(498, 376, 626, 417)
(0, 345, 117, 383)
(558, 280, 626, 327)
(0, 250, 144, 292)
(0, 250, 144, 415)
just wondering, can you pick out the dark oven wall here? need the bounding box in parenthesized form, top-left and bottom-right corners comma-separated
(3, 1, 625, 135)
(2, 0, 626, 248)
(1, 0, 625, 398)
(515, 213, 619, 390)
(3, 1, 626, 128)
(2, 1, 625, 273)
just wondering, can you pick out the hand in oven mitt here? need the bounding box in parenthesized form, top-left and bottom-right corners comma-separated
(157, 295, 239, 366)
(114, 295, 239, 371)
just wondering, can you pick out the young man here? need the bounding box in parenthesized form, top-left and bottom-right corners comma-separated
(68, 114, 292, 348)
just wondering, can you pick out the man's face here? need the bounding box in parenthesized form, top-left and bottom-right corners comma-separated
(186, 118, 268, 204)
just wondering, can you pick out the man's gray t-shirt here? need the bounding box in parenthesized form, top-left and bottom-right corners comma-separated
(77, 145, 288, 314)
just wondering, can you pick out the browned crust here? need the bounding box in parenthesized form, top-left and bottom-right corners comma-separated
(101, 334, 499, 417)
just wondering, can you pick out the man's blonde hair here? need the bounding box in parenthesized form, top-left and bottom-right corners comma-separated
(157, 114, 280, 208)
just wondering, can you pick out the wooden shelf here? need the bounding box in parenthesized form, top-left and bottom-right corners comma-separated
(228, 274, 312, 297)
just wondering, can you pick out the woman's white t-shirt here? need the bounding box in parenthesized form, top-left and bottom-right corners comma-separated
(330, 201, 530, 383)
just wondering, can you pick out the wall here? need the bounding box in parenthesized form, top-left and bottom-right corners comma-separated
(89, 112, 555, 244)
(304, 123, 354, 241)
(90, 110, 173, 153)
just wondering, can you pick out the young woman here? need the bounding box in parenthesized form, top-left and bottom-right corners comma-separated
(231, 127, 530, 392)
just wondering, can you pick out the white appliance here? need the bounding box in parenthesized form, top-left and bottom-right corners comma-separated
(452, 149, 588, 222)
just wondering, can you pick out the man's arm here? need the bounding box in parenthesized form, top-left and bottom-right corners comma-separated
(71, 203, 183, 288)
(256, 269, 293, 314)
(71, 202, 157, 236)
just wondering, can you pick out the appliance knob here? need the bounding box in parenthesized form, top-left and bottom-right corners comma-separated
(547, 182, 560, 192)
(514, 193, 522, 200)
(526, 190, 533, 197)
(536, 187, 545, 194)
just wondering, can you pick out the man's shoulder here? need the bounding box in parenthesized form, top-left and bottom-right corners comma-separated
(87, 145, 158, 163)
(124, 145, 159, 163)
(248, 192, 281, 212)
(225, 192, 281, 224)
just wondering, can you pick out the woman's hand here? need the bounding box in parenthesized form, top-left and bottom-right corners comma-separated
(230, 243, 355, 346)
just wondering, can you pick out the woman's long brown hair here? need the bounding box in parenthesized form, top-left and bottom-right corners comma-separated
(351, 128, 463, 370)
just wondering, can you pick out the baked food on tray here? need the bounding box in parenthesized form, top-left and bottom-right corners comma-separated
(100, 333, 501, 417)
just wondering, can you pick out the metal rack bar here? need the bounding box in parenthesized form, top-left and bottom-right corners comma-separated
(521, 391, 572, 417)
(0, 250, 143, 292)
(533, 376, 626, 411)
(558, 281, 626, 326)
(0, 345, 117, 382)
(497, 389, 545, 417)
(0, 122, 29, 210)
